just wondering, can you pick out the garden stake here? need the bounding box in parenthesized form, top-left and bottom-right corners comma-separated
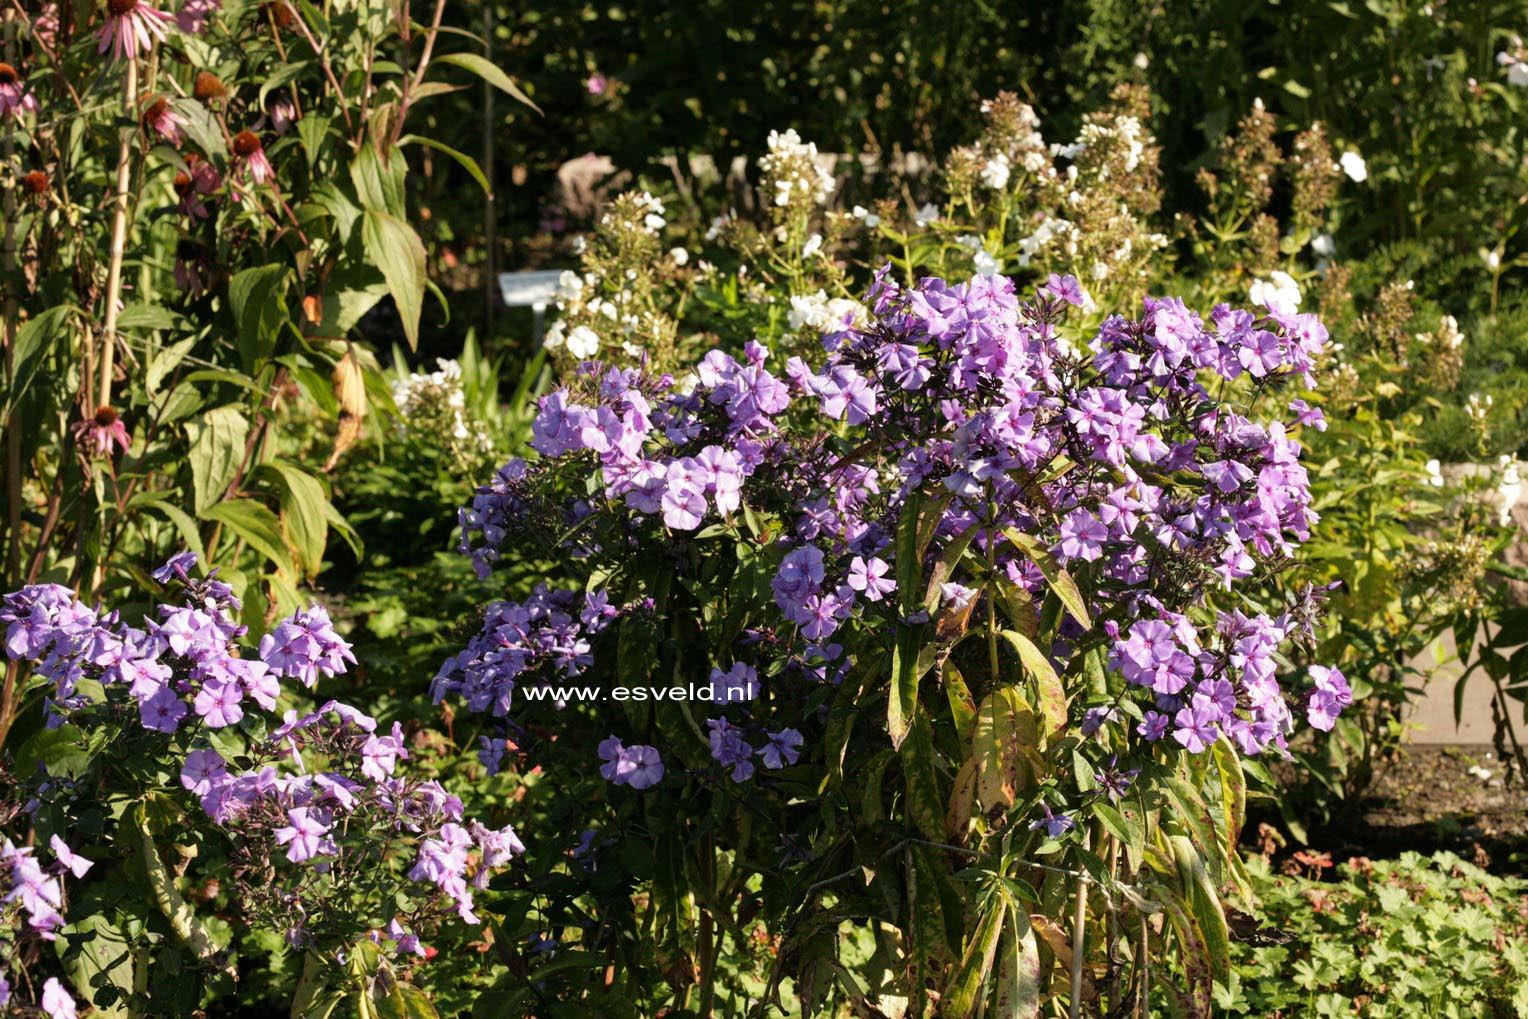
(1070, 829, 1090, 1019)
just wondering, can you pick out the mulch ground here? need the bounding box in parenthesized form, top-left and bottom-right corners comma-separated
(1287, 745, 1528, 873)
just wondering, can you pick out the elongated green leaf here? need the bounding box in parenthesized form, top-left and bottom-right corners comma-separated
(146, 336, 197, 395)
(362, 211, 427, 351)
(435, 52, 540, 111)
(228, 265, 289, 370)
(900, 709, 944, 841)
(945, 900, 1006, 1017)
(1170, 835, 1229, 984)
(131, 491, 207, 563)
(999, 630, 1067, 741)
(1211, 736, 1246, 867)
(259, 460, 330, 577)
(993, 909, 1042, 1019)
(397, 134, 490, 194)
(185, 406, 249, 513)
(1000, 526, 1091, 629)
(350, 143, 407, 217)
(972, 688, 1042, 811)
(4, 305, 71, 420)
(923, 526, 978, 612)
(1156, 883, 1213, 1019)
(204, 498, 295, 577)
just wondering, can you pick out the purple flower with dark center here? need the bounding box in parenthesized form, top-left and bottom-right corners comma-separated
(180, 748, 227, 796)
(759, 728, 803, 769)
(1057, 509, 1108, 562)
(707, 718, 755, 782)
(1042, 273, 1085, 307)
(711, 662, 759, 704)
(846, 555, 895, 602)
(274, 807, 333, 863)
(1028, 803, 1075, 839)
(1172, 695, 1222, 753)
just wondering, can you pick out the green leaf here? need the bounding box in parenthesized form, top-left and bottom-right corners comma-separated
(185, 406, 250, 514)
(998, 630, 1067, 742)
(227, 265, 289, 371)
(116, 303, 183, 332)
(971, 687, 1043, 811)
(17, 724, 93, 780)
(146, 336, 198, 395)
(992, 910, 1042, 1019)
(362, 211, 427, 351)
(350, 144, 407, 217)
(203, 498, 296, 578)
(945, 900, 1006, 1017)
(130, 491, 207, 563)
(434, 52, 541, 112)
(257, 60, 314, 110)
(1000, 526, 1091, 629)
(397, 134, 491, 194)
(3, 304, 71, 420)
(1171, 835, 1230, 984)
(900, 709, 944, 841)
(258, 460, 332, 577)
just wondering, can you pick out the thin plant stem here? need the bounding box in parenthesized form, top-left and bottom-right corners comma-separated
(98, 56, 139, 411)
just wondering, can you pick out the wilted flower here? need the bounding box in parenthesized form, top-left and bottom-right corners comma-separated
(192, 70, 227, 102)
(97, 0, 177, 61)
(231, 130, 274, 186)
(22, 170, 51, 202)
(141, 97, 185, 145)
(72, 405, 131, 458)
(173, 154, 221, 220)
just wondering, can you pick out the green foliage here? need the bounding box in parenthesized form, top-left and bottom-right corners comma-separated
(1203, 853, 1528, 1018)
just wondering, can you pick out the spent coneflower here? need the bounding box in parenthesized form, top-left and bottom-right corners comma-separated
(173, 152, 220, 219)
(0, 63, 40, 120)
(23, 170, 50, 201)
(261, 2, 295, 29)
(141, 96, 185, 145)
(176, 0, 220, 34)
(192, 70, 227, 102)
(231, 129, 273, 186)
(97, 0, 176, 61)
(72, 405, 131, 458)
(174, 239, 212, 296)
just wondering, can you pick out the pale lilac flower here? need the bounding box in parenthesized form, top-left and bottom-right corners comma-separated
(759, 728, 802, 769)
(49, 836, 93, 879)
(41, 978, 77, 1019)
(273, 807, 333, 863)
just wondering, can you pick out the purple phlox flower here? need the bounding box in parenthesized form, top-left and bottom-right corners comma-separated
(41, 978, 77, 1019)
(192, 676, 244, 728)
(361, 722, 409, 781)
(711, 662, 759, 705)
(1137, 710, 1170, 741)
(759, 728, 803, 769)
(598, 736, 664, 789)
(274, 807, 335, 863)
(1080, 705, 1119, 737)
(258, 606, 355, 687)
(1172, 694, 1223, 754)
(939, 581, 977, 611)
(1042, 273, 1085, 307)
(48, 836, 92, 879)
(707, 717, 756, 782)
(152, 550, 199, 583)
(846, 555, 895, 602)
(180, 748, 227, 796)
(1056, 509, 1108, 562)
(1028, 803, 1075, 839)
(140, 686, 188, 732)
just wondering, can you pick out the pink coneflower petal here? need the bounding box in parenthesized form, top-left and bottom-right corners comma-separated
(97, 0, 177, 61)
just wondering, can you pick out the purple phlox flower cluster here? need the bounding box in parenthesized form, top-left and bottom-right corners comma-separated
(597, 736, 664, 789)
(258, 605, 355, 687)
(3, 835, 91, 940)
(711, 661, 759, 704)
(704, 717, 803, 782)
(1305, 665, 1352, 731)
(431, 585, 625, 733)
(448, 268, 1342, 805)
(1111, 606, 1345, 755)
(189, 700, 523, 927)
(1, 555, 346, 736)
